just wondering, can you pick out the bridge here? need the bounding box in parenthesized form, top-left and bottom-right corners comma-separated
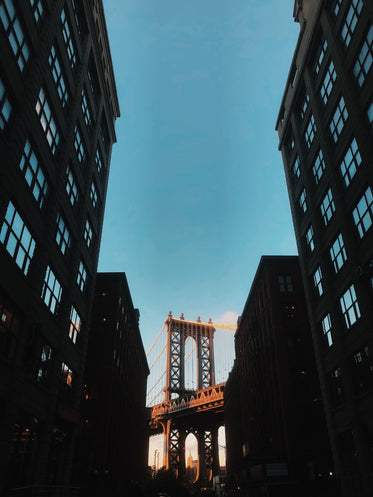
(146, 312, 236, 483)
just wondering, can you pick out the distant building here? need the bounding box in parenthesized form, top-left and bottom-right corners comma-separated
(0, 1, 119, 494)
(186, 451, 198, 482)
(275, 1, 373, 495)
(76, 272, 149, 495)
(225, 256, 334, 496)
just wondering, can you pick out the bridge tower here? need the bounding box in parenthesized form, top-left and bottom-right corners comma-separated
(165, 311, 215, 401)
(161, 312, 220, 483)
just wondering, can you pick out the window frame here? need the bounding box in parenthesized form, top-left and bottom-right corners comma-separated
(330, 232, 347, 273)
(320, 188, 335, 225)
(41, 265, 62, 314)
(352, 186, 373, 238)
(35, 88, 60, 154)
(0, 201, 36, 275)
(329, 97, 348, 143)
(0, 0, 30, 71)
(340, 284, 361, 329)
(19, 139, 48, 208)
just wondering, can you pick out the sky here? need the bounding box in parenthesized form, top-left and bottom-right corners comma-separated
(98, 0, 300, 355)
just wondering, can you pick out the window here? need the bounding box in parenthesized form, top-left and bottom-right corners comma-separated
(88, 61, 100, 98)
(353, 187, 373, 238)
(278, 275, 294, 293)
(29, 0, 43, 24)
(329, 367, 344, 405)
(320, 60, 337, 104)
(0, 301, 20, 360)
(284, 304, 296, 319)
(81, 88, 92, 127)
(305, 114, 316, 148)
(368, 102, 373, 128)
(56, 213, 71, 255)
(341, 0, 363, 47)
(60, 362, 73, 403)
(77, 260, 87, 292)
(351, 346, 373, 393)
(74, 125, 86, 164)
(306, 225, 315, 252)
(330, 232, 347, 272)
(0, 202, 36, 275)
(330, 0, 342, 16)
(340, 138, 361, 187)
(41, 265, 62, 314)
(65, 165, 79, 207)
(322, 314, 333, 346)
(340, 284, 361, 329)
(300, 93, 309, 120)
(299, 188, 307, 213)
(0, 0, 30, 71)
(90, 181, 98, 208)
(61, 9, 76, 69)
(353, 25, 373, 87)
(84, 218, 93, 248)
(95, 147, 103, 174)
(320, 188, 335, 225)
(330, 97, 348, 142)
(69, 306, 81, 343)
(49, 45, 68, 108)
(292, 156, 300, 179)
(100, 119, 109, 150)
(37, 344, 51, 383)
(35, 88, 60, 154)
(71, 0, 85, 37)
(286, 133, 295, 155)
(0, 78, 11, 129)
(19, 140, 48, 208)
(312, 148, 326, 184)
(313, 266, 323, 296)
(314, 39, 328, 74)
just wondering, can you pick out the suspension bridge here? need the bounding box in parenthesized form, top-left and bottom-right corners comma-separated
(146, 311, 236, 483)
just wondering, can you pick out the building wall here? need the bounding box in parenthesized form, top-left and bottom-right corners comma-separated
(225, 256, 334, 496)
(0, 0, 119, 493)
(76, 272, 149, 496)
(276, 1, 373, 496)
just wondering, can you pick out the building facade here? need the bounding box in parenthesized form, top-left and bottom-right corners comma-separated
(275, 1, 373, 496)
(225, 256, 334, 496)
(0, 1, 119, 493)
(76, 272, 149, 496)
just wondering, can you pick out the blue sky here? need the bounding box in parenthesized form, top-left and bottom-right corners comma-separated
(99, 0, 300, 353)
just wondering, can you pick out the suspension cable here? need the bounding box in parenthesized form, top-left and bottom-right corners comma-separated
(146, 325, 166, 358)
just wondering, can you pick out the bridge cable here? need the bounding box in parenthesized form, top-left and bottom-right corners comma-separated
(146, 325, 166, 358)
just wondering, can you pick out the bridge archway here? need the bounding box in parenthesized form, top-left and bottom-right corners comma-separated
(184, 336, 198, 391)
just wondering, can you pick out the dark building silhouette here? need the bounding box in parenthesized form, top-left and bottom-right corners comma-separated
(0, 1, 119, 493)
(225, 256, 334, 496)
(76, 272, 149, 496)
(275, 1, 373, 495)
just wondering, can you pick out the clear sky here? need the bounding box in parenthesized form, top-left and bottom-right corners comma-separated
(98, 0, 300, 353)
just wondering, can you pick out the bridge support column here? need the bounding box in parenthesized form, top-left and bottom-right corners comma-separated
(164, 420, 186, 479)
(211, 425, 220, 477)
(197, 426, 220, 484)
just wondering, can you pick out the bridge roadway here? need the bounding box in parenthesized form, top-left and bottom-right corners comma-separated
(148, 382, 225, 433)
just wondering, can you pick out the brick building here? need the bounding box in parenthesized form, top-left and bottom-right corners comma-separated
(76, 273, 149, 496)
(225, 256, 334, 496)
